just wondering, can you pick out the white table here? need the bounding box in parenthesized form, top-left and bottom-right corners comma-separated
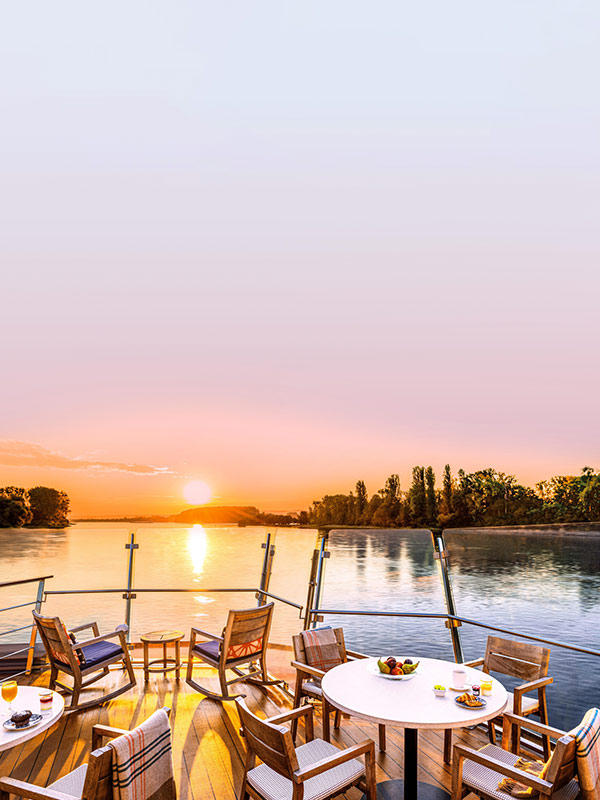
(0, 686, 64, 752)
(321, 657, 508, 800)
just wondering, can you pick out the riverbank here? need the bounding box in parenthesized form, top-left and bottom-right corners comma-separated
(449, 521, 600, 536)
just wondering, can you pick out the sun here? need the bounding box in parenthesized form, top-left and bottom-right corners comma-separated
(183, 480, 212, 506)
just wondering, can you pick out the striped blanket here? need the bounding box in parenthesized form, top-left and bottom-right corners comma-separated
(109, 709, 175, 800)
(301, 627, 342, 674)
(569, 707, 600, 800)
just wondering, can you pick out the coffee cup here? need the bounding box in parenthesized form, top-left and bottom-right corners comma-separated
(452, 667, 466, 688)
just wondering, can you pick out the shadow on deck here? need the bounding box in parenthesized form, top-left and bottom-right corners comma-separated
(0, 654, 494, 800)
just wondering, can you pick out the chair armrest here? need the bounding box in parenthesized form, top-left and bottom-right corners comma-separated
(0, 778, 76, 800)
(514, 676, 553, 696)
(501, 712, 566, 743)
(91, 723, 130, 749)
(294, 739, 375, 782)
(290, 660, 325, 680)
(69, 621, 100, 636)
(463, 657, 484, 668)
(346, 649, 369, 660)
(453, 744, 553, 795)
(69, 630, 124, 649)
(268, 706, 314, 740)
(190, 627, 223, 642)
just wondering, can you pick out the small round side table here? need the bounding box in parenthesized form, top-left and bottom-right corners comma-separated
(140, 629, 184, 682)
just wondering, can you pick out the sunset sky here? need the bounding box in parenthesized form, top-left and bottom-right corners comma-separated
(1, 2, 599, 516)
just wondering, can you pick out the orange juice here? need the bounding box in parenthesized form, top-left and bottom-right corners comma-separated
(1, 680, 18, 705)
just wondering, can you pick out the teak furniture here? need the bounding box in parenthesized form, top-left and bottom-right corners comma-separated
(291, 626, 387, 751)
(235, 697, 377, 800)
(0, 709, 176, 800)
(321, 656, 508, 800)
(186, 603, 279, 701)
(451, 711, 579, 800)
(444, 636, 553, 762)
(32, 610, 136, 713)
(141, 629, 184, 682)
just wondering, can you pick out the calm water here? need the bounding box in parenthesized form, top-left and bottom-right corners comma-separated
(1, 523, 598, 729)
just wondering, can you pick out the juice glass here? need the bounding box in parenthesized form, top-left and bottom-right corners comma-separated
(1, 680, 18, 714)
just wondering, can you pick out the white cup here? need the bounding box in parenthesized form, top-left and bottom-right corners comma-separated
(452, 667, 466, 688)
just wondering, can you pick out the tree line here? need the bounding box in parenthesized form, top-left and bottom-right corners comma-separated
(301, 466, 600, 529)
(0, 486, 70, 528)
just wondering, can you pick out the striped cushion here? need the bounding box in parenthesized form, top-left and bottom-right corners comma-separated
(302, 680, 323, 697)
(48, 765, 88, 796)
(247, 737, 364, 800)
(462, 744, 579, 800)
(569, 707, 600, 800)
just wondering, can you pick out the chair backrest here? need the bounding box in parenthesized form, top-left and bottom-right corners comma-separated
(292, 627, 347, 666)
(483, 636, 550, 681)
(222, 603, 274, 661)
(236, 698, 298, 780)
(545, 734, 578, 791)
(81, 746, 114, 800)
(32, 610, 80, 673)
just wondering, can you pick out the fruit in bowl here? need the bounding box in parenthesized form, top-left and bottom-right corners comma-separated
(433, 685, 446, 697)
(377, 657, 419, 676)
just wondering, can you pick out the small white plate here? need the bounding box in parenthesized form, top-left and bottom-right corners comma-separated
(3, 713, 43, 732)
(367, 661, 418, 680)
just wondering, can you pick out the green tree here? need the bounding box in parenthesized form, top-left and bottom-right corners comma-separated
(408, 467, 426, 526)
(442, 465, 453, 515)
(355, 480, 368, 522)
(28, 487, 70, 528)
(425, 467, 437, 524)
(0, 487, 32, 528)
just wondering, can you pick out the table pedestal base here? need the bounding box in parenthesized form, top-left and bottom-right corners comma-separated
(361, 779, 449, 800)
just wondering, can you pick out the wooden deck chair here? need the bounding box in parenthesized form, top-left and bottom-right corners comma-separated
(291, 627, 387, 751)
(451, 711, 578, 800)
(235, 697, 377, 800)
(444, 636, 553, 763)
(186, 603, 279, 701)
(33, 610, 136, 713)
(0, 709, 175, 800)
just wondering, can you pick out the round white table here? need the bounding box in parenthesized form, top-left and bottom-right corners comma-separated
(321, 657, 508, 800)
(0, 686, 65, 752)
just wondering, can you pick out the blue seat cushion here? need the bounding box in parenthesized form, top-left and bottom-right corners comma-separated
(193, 639, 255, 665)
(59, 640, 124, 671)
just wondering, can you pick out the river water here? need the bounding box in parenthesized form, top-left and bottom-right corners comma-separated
(1, 523, 598, 729)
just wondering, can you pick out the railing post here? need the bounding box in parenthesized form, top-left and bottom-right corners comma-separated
(25, 577, 46, 674)
(431, 528, 464, 664)
(257, 530, 276, 605)
(303, 529, 329, 630)
(123, 531, 138, 645)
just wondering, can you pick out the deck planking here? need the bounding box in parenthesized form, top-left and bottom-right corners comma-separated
(0, 659, 498, 799)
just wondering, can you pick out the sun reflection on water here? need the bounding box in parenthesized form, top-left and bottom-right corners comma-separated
(188, 524, 208, 575)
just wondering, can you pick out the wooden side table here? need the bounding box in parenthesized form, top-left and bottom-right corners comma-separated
(140, 629, 184, 682)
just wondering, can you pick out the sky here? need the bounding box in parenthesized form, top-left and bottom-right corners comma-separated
(1, 1, 599, 516)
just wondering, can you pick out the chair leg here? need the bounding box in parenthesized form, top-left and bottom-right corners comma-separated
(49, 665, 58, 691)
(70, 677, 81, 710)
(218, 663, 230, 700)
(488, 720, 496, 744)
(378, 724, 386, 753)
(538, 691, 551, 761)
(322, 698, 331, 742)
(444, 728, 452, 764)
(291, 682, 303, 743)
(334, 708, 342, 729)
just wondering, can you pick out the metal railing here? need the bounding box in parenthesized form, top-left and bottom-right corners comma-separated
(0, 575, 52, 679)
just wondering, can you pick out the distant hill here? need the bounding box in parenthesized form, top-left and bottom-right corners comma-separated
(168, 506, 262, 524)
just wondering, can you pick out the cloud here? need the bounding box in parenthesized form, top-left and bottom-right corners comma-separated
(0, 440, 173, 476)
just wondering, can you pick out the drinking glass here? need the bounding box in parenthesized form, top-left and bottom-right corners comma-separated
(1, 680, 18, 714)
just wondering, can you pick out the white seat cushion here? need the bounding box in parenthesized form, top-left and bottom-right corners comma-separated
(48, 765, 88, 797)
(247, 737, 364, 800)
(506, 691, 539, 714)
(303, 680, 322, 697)
(462, 744, 579, 800)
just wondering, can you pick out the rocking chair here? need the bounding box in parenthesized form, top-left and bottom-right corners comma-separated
(33, 610, 136, 713)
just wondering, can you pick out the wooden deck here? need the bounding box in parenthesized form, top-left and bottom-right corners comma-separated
(0, 652, 495, 800)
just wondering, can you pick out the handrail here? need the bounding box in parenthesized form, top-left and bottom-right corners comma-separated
(0, 575, 53, 590)
(307, 607, 600, 659)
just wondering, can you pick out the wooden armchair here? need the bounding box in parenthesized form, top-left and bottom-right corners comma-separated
(33, 610, 136, 713)
(186, 603, 280, 701)
(235, 697, 377, 800)
(451, 712, 578, 800)
(0, 709, 174, 800)
(291, 627, 387, 751)
(444, 636, 553, 762)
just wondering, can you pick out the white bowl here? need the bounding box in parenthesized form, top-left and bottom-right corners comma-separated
(433, 688, 446, 697)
